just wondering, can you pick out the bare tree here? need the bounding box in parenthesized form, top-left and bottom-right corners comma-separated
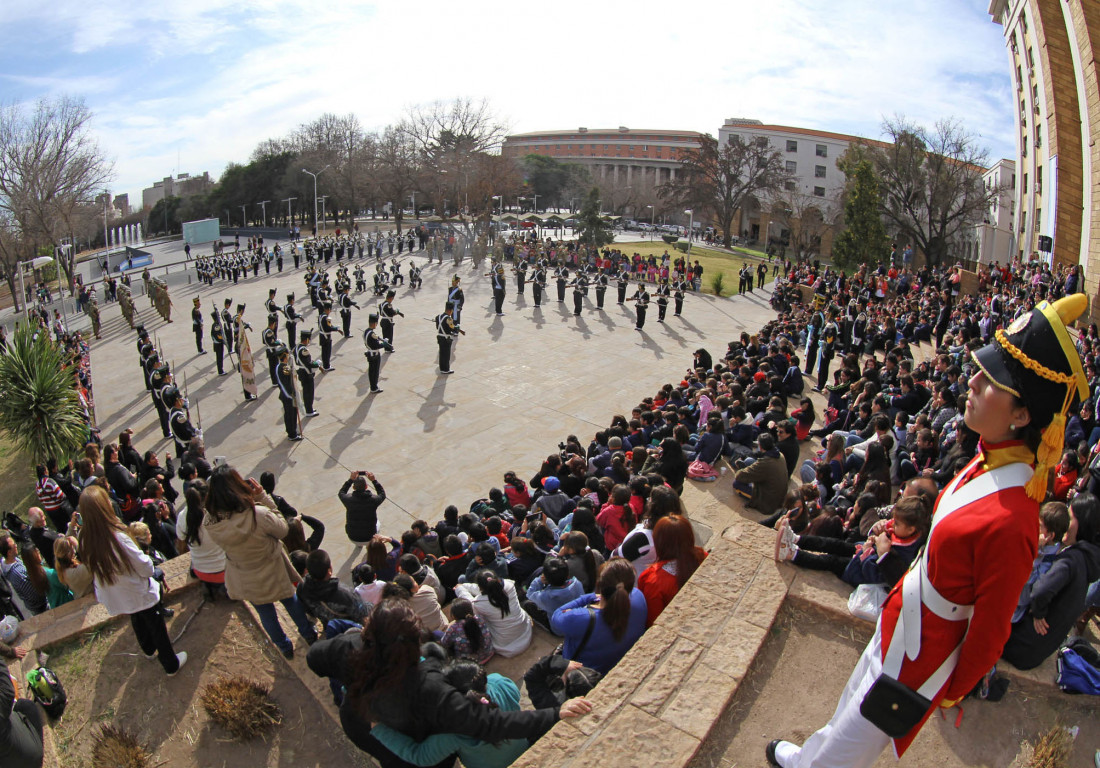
(0, 96, 113, 298)
(372, 126, 422, 236)
(292, 113, 371, 227)
(659, 134, 790, 248)
(868, 116, 1000, 267)
(399, 98, 508, 159)
(770, 191, 842, 260)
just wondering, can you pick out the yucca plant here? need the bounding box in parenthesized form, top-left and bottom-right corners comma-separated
(0, 321, 87, 464)
(711, 272, 726, 297)
(92, 725, 155, 768)
(200, 676, 282, 739)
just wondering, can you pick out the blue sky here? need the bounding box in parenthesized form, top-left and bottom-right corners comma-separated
(0, 0, 1015, 205)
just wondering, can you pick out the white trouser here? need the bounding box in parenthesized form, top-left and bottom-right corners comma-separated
(778, 629, 891, 768)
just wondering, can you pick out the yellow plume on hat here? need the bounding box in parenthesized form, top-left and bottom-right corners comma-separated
(1019, 293, 1089, 501)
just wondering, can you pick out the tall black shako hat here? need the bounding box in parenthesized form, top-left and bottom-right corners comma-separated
(971, 293, 1089, 501)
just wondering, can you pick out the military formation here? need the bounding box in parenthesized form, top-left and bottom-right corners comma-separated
(106, 229, 700, 446)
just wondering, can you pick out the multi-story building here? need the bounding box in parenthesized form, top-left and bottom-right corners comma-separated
(502, 127, 703, 193)
(988, 0, 1099, 293)
(141, 172, 214, 210)
(976, 159, 1017, 266)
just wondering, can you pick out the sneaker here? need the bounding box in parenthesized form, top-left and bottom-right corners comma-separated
(323, 367, 335, 372)
(306, 410, 319, 416)
(440, 370, 454, 375)
(167, 652, 188, 676)
(289, 434, 304, 442)
(370, 388, 383, 394)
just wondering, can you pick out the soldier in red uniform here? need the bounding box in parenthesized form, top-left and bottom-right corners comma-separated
(767, 294, 1090, 768)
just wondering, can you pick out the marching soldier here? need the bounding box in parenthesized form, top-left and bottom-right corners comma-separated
(594, 272, 609, 310)
(87, 295, 102, 340)
(435, 302, 464, 375)
(379, 290, 404, 350)
(275, 244, 284, 272)
(295, 330, 321, 416)
(363, 313, 393, 393)
(262, 313, 281, 387)
(555, 263, 569, 303)
(569, 273, 589, 316)
(532, 263, 546, 308)
(318, 302, 337, 371)
(275, 345, 303, 441)
(264, 288, 279, 316)
(409, 262, 422, 289)
(338, 285, 358, 338)
(191, 297, 205, 354)
(283, 292, 302, 348)
(617, 266, 631, 304)
(150, 361, 172, 439)
(446, 275, 465, 324)
(211, 309, 228, 375)
(630, 283, 650, 331)
(673, 273, 689, 317)
(164, 385, 197, 460)
(656, 278, 671, 322)
(221, 299, 235, 354)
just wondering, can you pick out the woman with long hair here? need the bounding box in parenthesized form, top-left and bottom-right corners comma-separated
(439, 597, 494, 665)
(22, 545, 71, 610)
(454, 570, 531, 658)
(308, 599, 588, 767)
(176, 479, 225, 591)
(550, 558, 648, 674)
(77, 485, 186, 675)
(767, 295, 1091, 768)
(557, 531, 605, 593)
(202, 465, 317, 659)
(638, 516, 708, 626)
(643, 438, 689, 494)
(53, 536, 92, 598)
(564, 506, 606, 555)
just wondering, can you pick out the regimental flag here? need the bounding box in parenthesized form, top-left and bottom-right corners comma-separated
(238, 328, 258, 398)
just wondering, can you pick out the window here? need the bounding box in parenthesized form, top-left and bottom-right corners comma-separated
(813, 186, 826, 197)
(642, 145, 648, 151)
(786, 160, 797, 174)
(784, 180, 797, 191)
(816, 144, 827, 158)
(756, 136, 769, 148)
(1023, 173, 1028, 193)
(1026, 47, 1034, 68)
(786, 140, 798, 152)
(1036, 166, 1043, 194)
(1034, 209, 1041, 232)
(815, 165, 827, 178)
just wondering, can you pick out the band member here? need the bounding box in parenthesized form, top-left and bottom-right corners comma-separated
(338, 286, 359, 338)
(435, 302, 464, 374)
(211, 310, 227, 375)
(532, 263, 547, 308)
(556, 263, 569, 303)
(379, 290, 405, 350)
(594, 272, 608, 310)
(221, 298, 235, 354)
(447, 276, 465, 325)
(274, 344, 302, 441)
(673, 273, 688, 316)
(295, 330, 321, 417)
(318, 302, 337, 371)
(617, 266, 631, 304)
(262, 313, 281, 387)
(655, 278, 671, 322)
(362, 314, 393, 393)
(489, 264, 506, 315)
(569, 273, 589, 316)
(513, 261, 527, 296)
(630, 284, 650, 330)
(283, 292, 301, 348)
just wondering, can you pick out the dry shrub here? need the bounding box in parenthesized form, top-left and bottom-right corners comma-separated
(91, 725, 155, 768)
(200, 675, 282, 740)
(1012, 725, 1075, 768)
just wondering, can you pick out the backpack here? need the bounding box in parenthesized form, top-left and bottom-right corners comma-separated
(1056, 639, 1100, 695)
(27, 666, 68, 718)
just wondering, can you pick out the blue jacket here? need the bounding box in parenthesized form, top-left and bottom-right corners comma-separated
(526, 576, 585, 623)
(551, 590, 648, 673)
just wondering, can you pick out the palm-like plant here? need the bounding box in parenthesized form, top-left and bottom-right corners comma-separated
(0, 322, 87, 464)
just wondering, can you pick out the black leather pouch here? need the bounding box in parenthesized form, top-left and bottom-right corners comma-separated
(860, 674, 931, 738)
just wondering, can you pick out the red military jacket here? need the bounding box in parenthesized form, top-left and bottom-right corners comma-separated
(879, 441, 1038, 756)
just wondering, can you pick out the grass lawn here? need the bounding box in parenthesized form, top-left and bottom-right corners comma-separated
(608, 239, 778, 296)
(0, 439, 34, 521)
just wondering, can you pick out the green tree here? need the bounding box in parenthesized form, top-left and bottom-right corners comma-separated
(576, 187, 614, 248)
(522, 154, 571, 209)
(832, 159, 889, 268)
(0, 322, 86, 464)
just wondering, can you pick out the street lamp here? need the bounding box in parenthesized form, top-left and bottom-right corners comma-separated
(18, 255, 55, 317)
(646, 205, 654, 240)
(410, 192, 418, 220)
(240, 204, 247, 227)
(318, 196, 329, 232)
(224, 209, 231, 227)
(684, 209, 694, 253)
(302, 165, 330, 235)
(258, 200, 270, 228)
(282, 197, 296, 226)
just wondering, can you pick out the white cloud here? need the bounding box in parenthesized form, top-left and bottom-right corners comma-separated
(2, 0, 1017, 202)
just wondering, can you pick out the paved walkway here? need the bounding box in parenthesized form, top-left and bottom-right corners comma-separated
(77, 240, 776, 582)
